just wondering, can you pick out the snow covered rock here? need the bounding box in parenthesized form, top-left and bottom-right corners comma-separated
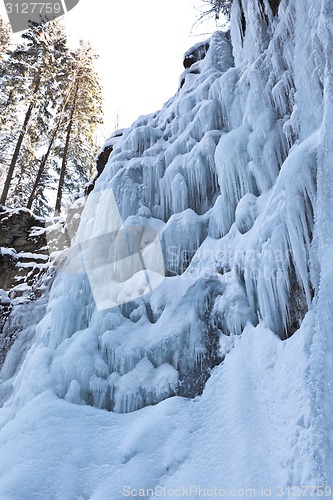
(85, 129, 125, 196)
(0, 207, 49, 295)
(0, 206, 46, 253)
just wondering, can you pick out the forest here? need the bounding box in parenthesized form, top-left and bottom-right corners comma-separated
(0, 17, 103, 216)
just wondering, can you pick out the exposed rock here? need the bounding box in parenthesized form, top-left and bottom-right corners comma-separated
(85, 129, 125, 196)
(0, 206, 56, 369)
(269, 0, 280, 16)
(183, 40, 210, 69)
(0, 206, 46, 253)
(0, 206, 49, 294)
(0, 250, 18, 292)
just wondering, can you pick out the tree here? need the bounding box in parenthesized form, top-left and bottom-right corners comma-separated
(0, 17, 11, 61)
(0, 17, 16, 171)
(0, 75, 41, 205)
(26, 86, 73, 210)
(195, 0, 233, 27)
(0, 20, 69, 206)
(0, 20, 103, 215)
(54, 41, 103, 213)
(195, 0, 279, 28)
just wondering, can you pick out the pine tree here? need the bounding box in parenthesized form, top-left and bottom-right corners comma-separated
(0, 21, 104, 214)
(26, 89, 71, 210)
(0, 20, 69, 206)
(0, 18, 16, 191)
(0, 18, 13, 130)
(54, 41, 103, 213)
(195, 0, 233, 27)
(0, 17, 11, 61)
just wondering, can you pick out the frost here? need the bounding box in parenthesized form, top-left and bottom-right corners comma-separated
(0, 0, 333, 494)
(0, 0, 321, 412)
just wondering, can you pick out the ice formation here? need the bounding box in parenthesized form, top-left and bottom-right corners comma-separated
(1, 0, 333, 495)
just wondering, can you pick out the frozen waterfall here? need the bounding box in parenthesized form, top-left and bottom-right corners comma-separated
(1, 0, 333, 496)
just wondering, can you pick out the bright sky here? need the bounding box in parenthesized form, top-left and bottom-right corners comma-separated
(0, 0, 215, 141)
(63, 0, 211, 139)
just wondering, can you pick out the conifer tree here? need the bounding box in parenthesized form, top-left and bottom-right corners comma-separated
(0, 18, 13, 132)
(26, 90, 70, 210)
(0, 17, 11, 61)
(0, 20, 103, 215)
(0, 20, 69, 206)
(0, 18, 14, 190)
(54, 41, 103, 213)
(195, 0, 233, 26)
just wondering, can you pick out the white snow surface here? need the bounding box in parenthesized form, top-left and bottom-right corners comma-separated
(1, 0, 333, 497)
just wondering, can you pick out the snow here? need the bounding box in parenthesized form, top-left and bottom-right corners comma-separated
(0, 247, 17, 258)
(1, 0, 333, 496)
(16, 252, 49, 261)
(15, 261, 49, 269)
(0, 322, 324, 499)
(0, 289, 10, 306)
(102, 128, 126, 149)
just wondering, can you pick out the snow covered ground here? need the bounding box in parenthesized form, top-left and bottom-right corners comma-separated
(1, 0, 333, 497)
(0, 321, 325, 499)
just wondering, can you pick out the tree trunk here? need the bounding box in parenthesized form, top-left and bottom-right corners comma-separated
(54, 83, 79, 214)
(0, 76, 40, 206)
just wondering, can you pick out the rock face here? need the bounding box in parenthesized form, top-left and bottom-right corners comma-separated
(268, 0, 280, 15)
(0, 251, 18, 293)
(0, 206, 48, 295)
(0, 206, 46, 253)
(183, 40, 210, 69)
(180, 39, 211, 88)
(0, 201, 87, 371)
(85, 129, 124, 196)
(0, 206, 52, 366)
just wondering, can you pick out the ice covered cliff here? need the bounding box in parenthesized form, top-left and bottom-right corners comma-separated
(1, 0, 333, 497)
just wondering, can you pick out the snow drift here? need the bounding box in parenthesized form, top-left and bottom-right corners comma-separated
(1, 0, 333, 497)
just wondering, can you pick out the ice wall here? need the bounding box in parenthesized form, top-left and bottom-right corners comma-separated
(1, 0, 332, 425)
